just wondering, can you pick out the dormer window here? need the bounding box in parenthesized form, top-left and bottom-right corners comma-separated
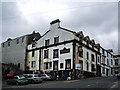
(8, 42, 10, 46)
(32, 41, 37, 47)
(54, 37, 59, 44)
(17, 39, 19, 44)
(2, 43, 4, 47)
(45, 39, 50, 46)
(22, 37, 24, 43)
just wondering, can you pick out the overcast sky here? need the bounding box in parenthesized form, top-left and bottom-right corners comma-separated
(1, 0, 119, 52)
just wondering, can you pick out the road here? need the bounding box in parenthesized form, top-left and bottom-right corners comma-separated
(2, 76, 120, 89)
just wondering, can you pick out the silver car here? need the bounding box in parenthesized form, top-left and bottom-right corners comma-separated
(38, 74, 53, 81)
(23, 74, 43, 84)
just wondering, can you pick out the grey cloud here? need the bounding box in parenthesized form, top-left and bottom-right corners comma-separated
(1, 1, 118, 52)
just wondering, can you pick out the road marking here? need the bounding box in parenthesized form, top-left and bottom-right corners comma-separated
(87, 85, 91, 86)
(87, 84, 95, 87)
(64, 80, 79, 83)
(111, 82, 118, 88)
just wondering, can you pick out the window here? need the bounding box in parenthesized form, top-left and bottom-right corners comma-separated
(44, 50, 49, 59)
(87, 62, 89, 71)
(53, 61, 58, 70)
(98, 56, 100, 63)
(60, 63, 64, 68)
(53, 49, 59, 58)
(107, 59, 109, 66)
(102, 49, 104, 55)
(115, 59, 118, 65)
(115, 70, 118, 74)
(50, 62, 52, 68)
(45, 39, 50, 46)
(32, 51, 35, 57)
(107, 52, 108, 57)
(78, 46, 83, 57)
(65, 59, 71, 69)
(17, 39, 19, 44)
(111, 68, 113, 74)
(87, 52, 89, 60)
(91, 54, 94, 61)
(22, 37, 24, 43)
(32, 41, 37, 47)
(2, 43, 4, 47)
(102, 67, 105, 74)
(8, 42, 10, 46)
(102, 57, 105, 63)
(79, 60, 83, 70)
(54, 37, 59, 44)
(31, 61, 36, 68)
(91, 64, 95, 71)
(18, 63, 20, 68)
(111, 59, 113, 65)
(46, 62, 48, 69)
(44, 62, 52, 69)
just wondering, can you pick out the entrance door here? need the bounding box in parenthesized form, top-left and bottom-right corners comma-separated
(53, 61, 58, 70)
(106, 69, 109, 76)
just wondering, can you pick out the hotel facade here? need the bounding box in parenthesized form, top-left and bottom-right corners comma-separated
(26, 19, 114, 79)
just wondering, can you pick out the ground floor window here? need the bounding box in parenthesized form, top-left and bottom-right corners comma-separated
(115, 70, 118, 74)
(87, 62, 89, 71)
(60, 63, 64, 68)
(65, 59, 71, 69)
(102, 67, 105, 74)
(91, 64, 95, 71)
(79, 60, 83, 70)
(18, 63, 20, 68)
(31, 61, 36, 68)
(44, 62, 52, 69)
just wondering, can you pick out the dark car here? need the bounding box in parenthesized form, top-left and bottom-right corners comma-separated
(23, 74, 43, 84)
(117, 73, 120, 79)
(6, 75, 28, 85)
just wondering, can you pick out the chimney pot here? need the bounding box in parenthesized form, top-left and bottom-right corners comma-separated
(50, 19, 60, 25)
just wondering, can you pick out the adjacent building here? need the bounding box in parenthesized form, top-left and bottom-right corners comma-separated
(2, 31, 41, 71)
(100, 48, 114, 76)
(113, 53, 120, 76)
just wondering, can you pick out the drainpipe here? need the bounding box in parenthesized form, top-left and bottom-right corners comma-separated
(39, 49, 41, 72)
(96, 53, 97, 76)
(73, 39, 76, 80)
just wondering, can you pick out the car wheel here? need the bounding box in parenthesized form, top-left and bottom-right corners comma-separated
(32, 80, 34, 84)
(7, 82, 11, 85)
(16, 82, 19, 85)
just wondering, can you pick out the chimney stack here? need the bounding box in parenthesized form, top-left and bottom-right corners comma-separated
(50, 19, 60, 30)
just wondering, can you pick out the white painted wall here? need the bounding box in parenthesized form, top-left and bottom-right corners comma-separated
(42, 42, 73, 71)
(29, 50, 40, 71)
(28, 22, 75, 71)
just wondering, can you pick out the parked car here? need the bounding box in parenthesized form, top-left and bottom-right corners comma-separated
(6, 75, 28, 85)
(117, 73, 120, 79)
(23, 74, 43, 84)
(4, 74, 14, 79)
(38, 74, 54, 81)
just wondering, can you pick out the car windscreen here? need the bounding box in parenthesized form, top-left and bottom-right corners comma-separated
(34, 75, 39, 77)
(19, 75, 26, 79)
(13, 77, 18, 79)
(27, 75, 33, 78)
